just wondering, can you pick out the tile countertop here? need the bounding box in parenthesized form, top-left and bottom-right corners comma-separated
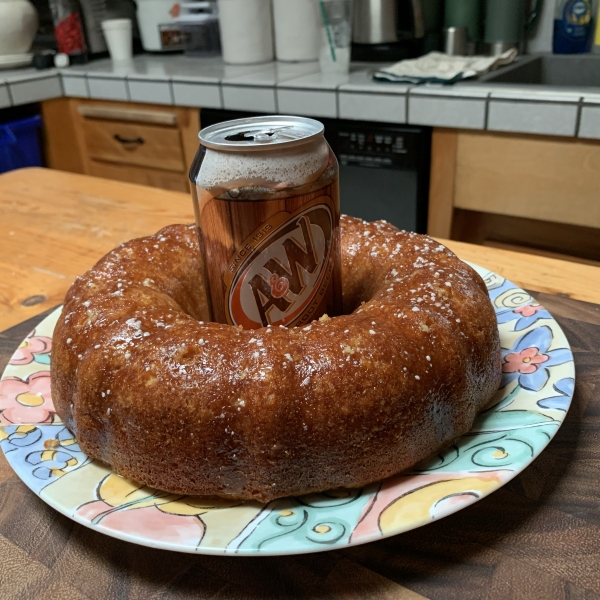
(2, 53, 600, 139)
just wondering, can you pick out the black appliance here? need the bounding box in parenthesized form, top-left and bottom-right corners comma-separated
(197, 109, 431, 234)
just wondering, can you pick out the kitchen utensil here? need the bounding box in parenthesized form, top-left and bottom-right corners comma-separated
(444, 0, 481, 49)
(443, 26, 468, 55)
(318, 0, 353, 74)
(352, 0, 399, 44)
(273, 0, 320, 62)
(217, 0, 274, 64)
(484, 0, 542, 55)
(351, 0, 425, 61)
(101, 18, 133, 62)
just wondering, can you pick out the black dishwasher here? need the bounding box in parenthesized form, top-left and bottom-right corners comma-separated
(198, 109, 431, 234)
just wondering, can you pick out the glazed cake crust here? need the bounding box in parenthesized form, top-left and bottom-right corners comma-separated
(51, 217, 502, 502)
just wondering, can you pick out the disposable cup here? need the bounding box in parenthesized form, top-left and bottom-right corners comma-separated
(101, 18, 133, 63)
(317, 0, 352, 75)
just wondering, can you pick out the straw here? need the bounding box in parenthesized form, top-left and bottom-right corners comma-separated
(319, 0, 337, 62)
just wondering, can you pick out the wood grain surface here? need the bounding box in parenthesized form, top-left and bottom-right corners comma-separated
(82, 119, 186, 172)
(427, 129, 458, 239)
(1, 291, 599, 599)
(41, 98, 200, 195)
(454, 131, 600, 229)
(1, 168, 599, 332)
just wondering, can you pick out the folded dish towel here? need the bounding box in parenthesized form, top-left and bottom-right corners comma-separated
(373, 49, 518, 84)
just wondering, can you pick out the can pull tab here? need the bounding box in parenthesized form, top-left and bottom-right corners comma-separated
(225, 126, 292, 143)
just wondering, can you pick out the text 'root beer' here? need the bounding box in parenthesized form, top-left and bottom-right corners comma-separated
(190, 116, 342, 329)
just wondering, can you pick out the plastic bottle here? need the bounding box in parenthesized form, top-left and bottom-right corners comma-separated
(593, 4, 600, 53)
(553, 0, 593, 53)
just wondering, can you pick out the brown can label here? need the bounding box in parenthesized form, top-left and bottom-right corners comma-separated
(223, 196, 335, 329)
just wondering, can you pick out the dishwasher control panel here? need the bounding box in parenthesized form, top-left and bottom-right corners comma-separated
(333, 126, 421, 170)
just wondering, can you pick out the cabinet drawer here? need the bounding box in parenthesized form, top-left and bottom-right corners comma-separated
(89, 161, 189, 193)
(82, 119, 185, 172)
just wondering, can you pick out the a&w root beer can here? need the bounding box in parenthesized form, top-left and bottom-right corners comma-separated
(190, 116, 342, 329)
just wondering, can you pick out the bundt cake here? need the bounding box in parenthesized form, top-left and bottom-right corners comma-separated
(51, 216, 502, 502)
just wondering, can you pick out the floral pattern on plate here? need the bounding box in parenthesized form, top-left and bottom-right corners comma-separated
(0, 264, 575, 555)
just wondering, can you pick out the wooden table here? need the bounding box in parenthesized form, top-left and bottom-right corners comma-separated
(1, 168, 600, 599)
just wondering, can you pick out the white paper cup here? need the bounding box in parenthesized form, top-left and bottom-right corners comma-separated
(101, 18, 133, 63)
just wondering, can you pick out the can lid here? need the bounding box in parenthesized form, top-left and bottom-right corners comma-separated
(198, 115, 324, 151)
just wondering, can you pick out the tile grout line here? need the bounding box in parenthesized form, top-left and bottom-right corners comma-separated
(574, 96, 584, 137)
(168, 79, 175, 106)
(5, 81, 14, 107)
(483, 92, 491, 130)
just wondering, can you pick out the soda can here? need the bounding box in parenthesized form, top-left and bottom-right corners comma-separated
(189, 115, 342, 329)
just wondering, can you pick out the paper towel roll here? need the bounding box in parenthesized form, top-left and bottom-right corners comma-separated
(218, 0, 274, 64)
(273, 0, 320, 61)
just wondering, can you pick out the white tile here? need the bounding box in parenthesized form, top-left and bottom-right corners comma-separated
(277, 88, 336, 118)
(487, 87, 582, 102)
(339, 92, 406, 123)
(280, 72, 350, 90)
(70, 58, 136, 78)
(338, 68, 409, 95)
(172, 81, 222, 108)
(582, 93, 600, 105)
(411, 85, 489, 99)
(87, 77, 129, 101)
(62, 75, 89, 98)
(2, 68, 58, 84)
(0, 84, 10, 108)
(221, 85, 276, 112)
(8, 75, 62, 105)
(578, 105, 600, 139)
(408, 95, 486, 129)
(488, 100, 578, 136)
(223, 61, 320, 86)
(128, 79, 172, 105)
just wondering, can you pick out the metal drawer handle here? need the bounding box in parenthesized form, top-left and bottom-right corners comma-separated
(114, 134, 144, 146)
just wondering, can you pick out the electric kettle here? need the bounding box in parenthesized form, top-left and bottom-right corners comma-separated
(351, 0, 434, 61)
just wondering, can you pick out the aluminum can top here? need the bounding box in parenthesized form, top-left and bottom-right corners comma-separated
(198, 115, 324, 152)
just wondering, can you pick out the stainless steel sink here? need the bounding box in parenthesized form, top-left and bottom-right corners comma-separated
(478, 54, 600, 90)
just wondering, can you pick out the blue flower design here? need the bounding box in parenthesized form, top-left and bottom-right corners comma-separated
(537, 377, 575, 411)
(501, 326, 571, 392)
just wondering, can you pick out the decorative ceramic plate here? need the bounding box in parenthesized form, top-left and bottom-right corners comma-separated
(0, 265, 574, 556)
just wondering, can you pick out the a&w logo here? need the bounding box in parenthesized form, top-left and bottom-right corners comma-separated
(225, 200, 334, 329)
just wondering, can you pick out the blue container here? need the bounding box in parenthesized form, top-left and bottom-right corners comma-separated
(553, 0, 593, 54)
(0, 115, 43, 174)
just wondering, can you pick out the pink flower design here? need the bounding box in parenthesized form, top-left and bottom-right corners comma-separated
(502, 347, 549, 375)
(0, 372, 55, 425)
(9, 331, 52, 366)
(76, 501, 206, 546)
(514, 303, 544, 318)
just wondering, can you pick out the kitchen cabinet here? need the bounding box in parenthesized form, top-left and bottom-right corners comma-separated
(41, 97, 200, 193)
(428, 128, 600, 265)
